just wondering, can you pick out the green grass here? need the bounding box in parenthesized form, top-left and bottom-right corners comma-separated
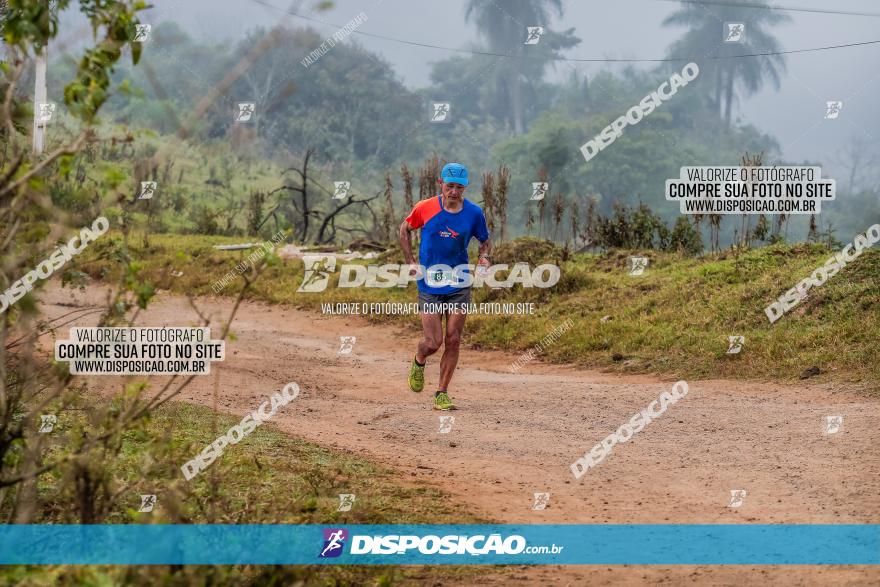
(5, 397, 491, 586)
(77, 232, 880, 386)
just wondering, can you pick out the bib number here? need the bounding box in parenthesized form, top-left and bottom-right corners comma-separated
(427, 270, 456, 287)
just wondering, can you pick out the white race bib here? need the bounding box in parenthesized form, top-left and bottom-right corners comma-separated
(427, 270, 456, 287)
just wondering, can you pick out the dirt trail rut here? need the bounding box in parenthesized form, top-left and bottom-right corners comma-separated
(40, 284, 879, 585)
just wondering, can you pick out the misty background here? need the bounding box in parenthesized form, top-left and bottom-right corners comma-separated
(40, 0, 880, 247)
(128, 0, 880, 166)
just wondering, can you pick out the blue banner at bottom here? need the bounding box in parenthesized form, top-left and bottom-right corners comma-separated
(0, 525, 877, 565)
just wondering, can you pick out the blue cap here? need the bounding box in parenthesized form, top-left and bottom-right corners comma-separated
(440, 162, 469, 186)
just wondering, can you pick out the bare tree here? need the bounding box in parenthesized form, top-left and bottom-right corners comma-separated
(495, 164, 509, 244)
(418, 155, 442, 201)
(275, 148, 316, 242)
(401, 162, 414, 209)
(381, 171, 395, 244)
(314, 192, 380, 244)
(480, 170, 496, 238)
(583, 196, 599, 249)
(738, 151, 763, 247)
(552, 192, 565, 242)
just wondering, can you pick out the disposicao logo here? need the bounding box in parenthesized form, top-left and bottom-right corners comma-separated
(316, 530, 566, 558)
(0, 216, 110, 314)
(580, 62, 699, 163)
(345, 533, 527, 555)
(297, 260, 560, 292)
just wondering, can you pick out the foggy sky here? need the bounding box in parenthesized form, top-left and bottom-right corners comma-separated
(65, 0, 880, 176)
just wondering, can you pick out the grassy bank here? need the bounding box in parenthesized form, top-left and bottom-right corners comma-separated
(3, 397, 489, 586)
(78, 232, 880, 386)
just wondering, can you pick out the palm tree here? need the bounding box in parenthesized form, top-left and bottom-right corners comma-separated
(663, 1, 790, 125)
(465, 0, 578, 135)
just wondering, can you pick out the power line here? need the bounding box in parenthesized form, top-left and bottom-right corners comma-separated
(651, 0, 880, 18)
(668, 39, 880, 62)
(248, 0, 880, 62)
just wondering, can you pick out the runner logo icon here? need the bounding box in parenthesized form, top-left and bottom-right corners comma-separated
(531, 492, 550, 510)
(628, 256, 649, 276)
(134, 23, 152, 42)
(438, 415, 455, 433)
(38, 414, 57, 433)
(824, 101, 843, 119)
(338, 494, 356, 512)
(235, 102, 255, 123)
(524, 26, 544, 45)
(36, 102, 56, 123)
(138, 494, 157, 513)
(726, 335, 745, 354)
(139, 181, 157, 200)
(319, 528, 348, 558)
(724, 22, 744, 42)
(727, 489, 747, 508)
(333, 181, 350, 199)
(439, 226, 459, 238)
(824, 415, 843, 435)
(530, 182, 548, 201)
(298, 255, 336, 292)
(431, 102, 451, 122)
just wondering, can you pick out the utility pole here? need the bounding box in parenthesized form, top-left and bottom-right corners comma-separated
(32, 47, 47, 155)
(32, 0, 50, 155)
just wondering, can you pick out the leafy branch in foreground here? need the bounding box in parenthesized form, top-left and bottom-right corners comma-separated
(0, 0, 270, 524)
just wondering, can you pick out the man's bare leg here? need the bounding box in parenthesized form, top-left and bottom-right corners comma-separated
(416, 312, 443, 363)
(438, 311, 466, 391)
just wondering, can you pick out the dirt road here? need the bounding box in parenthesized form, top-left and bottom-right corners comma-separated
(40, 284, 879, 585)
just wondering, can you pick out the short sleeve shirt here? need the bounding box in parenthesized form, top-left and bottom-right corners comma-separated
(404, 195, 490, 293)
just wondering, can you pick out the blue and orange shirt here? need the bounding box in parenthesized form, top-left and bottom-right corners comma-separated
(405, 195, 490, 293)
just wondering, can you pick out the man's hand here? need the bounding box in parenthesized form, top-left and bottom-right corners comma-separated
(477, 239, 492, 271)
(475, 256, 490, 277)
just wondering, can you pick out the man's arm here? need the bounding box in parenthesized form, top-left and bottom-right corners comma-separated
(399, 219, 416, 264)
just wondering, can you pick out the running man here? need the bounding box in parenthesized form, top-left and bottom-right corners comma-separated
(399, 162, 491, 410)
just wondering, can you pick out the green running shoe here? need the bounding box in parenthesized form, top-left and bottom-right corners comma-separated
(433, 391, 456, 411)
(408, 357, 425, 392)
